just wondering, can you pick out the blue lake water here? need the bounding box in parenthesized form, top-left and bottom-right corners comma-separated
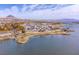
(0, 24, 79, 55)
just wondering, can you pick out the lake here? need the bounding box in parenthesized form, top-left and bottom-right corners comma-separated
(0, 24, 79, 55)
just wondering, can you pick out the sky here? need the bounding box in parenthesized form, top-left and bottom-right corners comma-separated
(0, 4, 78, 20)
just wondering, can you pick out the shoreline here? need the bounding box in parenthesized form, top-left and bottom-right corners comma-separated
(0, 30, 71, 43)
(0, 32, 14, 40)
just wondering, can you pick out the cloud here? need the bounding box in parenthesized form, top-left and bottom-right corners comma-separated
(0, 4, 78, 20)
(50, 4, 79, 19)
(0, 6, 21, 18)
(22, 4, 79, 20)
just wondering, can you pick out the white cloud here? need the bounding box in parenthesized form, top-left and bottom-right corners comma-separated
(24, 4, 79, 20)
(11, 6, 19, 14)
(0, 4, 79, 20)
(51, 4, 79, 19)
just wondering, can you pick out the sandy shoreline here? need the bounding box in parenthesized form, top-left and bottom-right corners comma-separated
(0, 32, 14, 40)
(0, 30, 70, 43)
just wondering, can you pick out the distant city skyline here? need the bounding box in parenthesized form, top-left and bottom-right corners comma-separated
(0, 4, 79, 20)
